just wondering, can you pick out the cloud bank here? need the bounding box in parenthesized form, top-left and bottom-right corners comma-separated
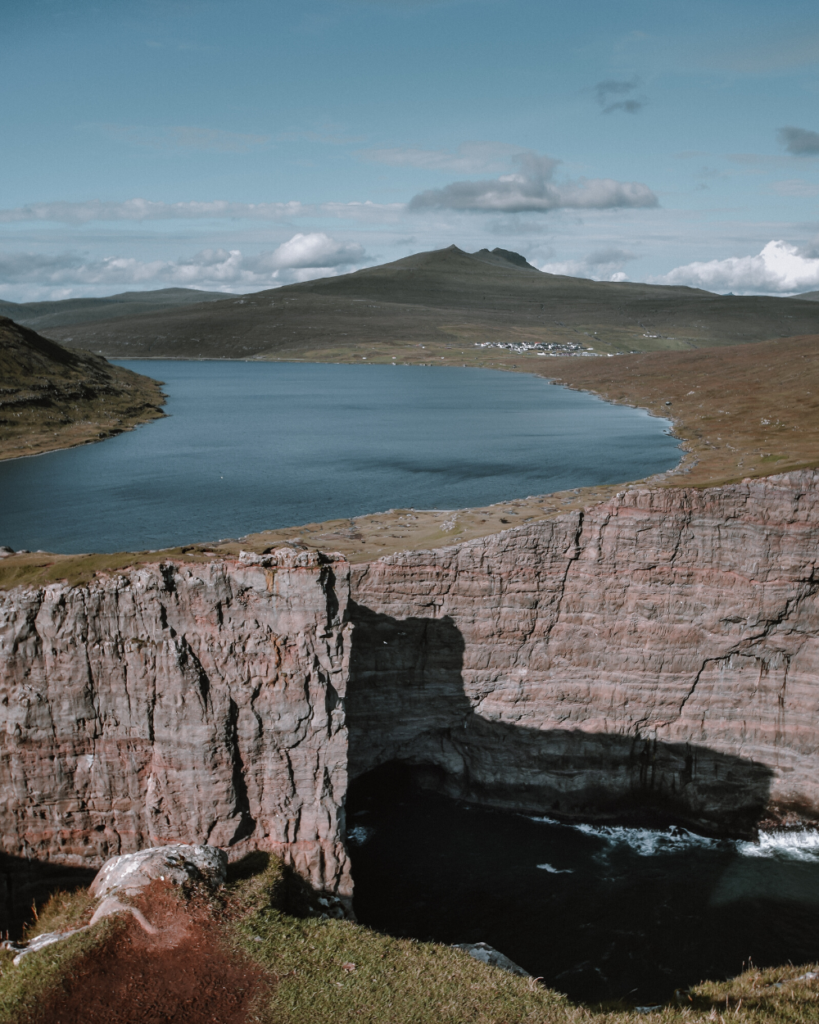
(778, 126, 819, 156)
(0, 233, 369, 298)
(0, 199, 402, 224)
(408, 152, 658, 213)
(656, 240, 819, 294)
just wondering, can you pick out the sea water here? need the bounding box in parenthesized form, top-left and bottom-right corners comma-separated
(347, 789, 819, 1004)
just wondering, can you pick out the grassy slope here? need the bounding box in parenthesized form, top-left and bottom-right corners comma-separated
(44, 246, 819, 359)
(0, 287, 232, 333)
(3, 855, 818, 1024)
(0, 316, 166, 461)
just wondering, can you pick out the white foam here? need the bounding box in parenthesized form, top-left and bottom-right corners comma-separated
(346, 825, 375, 846)
(536, 862, 574, 873)
(736, 830, 819, 862)
(528, 816, 721, 856)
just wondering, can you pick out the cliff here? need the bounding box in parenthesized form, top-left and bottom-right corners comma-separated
(3, 472, 819, 925)
(0, 548, 352, 926)
(349, 471, 819, 830)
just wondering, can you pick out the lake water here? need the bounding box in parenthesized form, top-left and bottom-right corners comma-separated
(0, 361, 679, 554)
(348, 786, 819, 1005)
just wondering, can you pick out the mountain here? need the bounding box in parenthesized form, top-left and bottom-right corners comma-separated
(0, 287, 233, 334)
(42, 245, 819, 360)
(795, 290, 819, 302)
(0, 316, 165, 460)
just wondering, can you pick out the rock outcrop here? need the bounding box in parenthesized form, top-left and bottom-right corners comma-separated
(349, 471, 819, 831)
(3, 843, 227, 964)
(0, 548, 352, 923)
(3, 471, 819, 927)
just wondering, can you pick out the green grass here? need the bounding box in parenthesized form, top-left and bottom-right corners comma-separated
(223, 857, 819, 1024)
(0, 889, 118, 1024)
(4, 854, 819, 1023)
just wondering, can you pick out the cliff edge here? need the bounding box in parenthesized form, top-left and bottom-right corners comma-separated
(2, 472, 819, 923)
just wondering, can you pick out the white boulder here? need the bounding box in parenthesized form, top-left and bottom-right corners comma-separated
(89, 844, 227, 900)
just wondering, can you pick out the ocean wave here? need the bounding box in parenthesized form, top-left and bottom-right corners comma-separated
(527, 816, 721, 856)
(736, 830, 819, 862)
(528, 815, 819, 863)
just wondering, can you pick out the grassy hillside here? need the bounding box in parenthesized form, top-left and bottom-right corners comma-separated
(0, 316, 165, 461)
(45, 246, 819, 359)
(0, 287, 232, 333)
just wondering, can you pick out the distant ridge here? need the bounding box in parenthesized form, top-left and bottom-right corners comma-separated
(38, 243, 819, 360)
(470, 247, 541, 271)
(0, 287, 233, 333)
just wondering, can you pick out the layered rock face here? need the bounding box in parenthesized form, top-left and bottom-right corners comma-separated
(3, 470, 819, 927)
(0, 550, 352, 910)
(348, 471, 819, 832)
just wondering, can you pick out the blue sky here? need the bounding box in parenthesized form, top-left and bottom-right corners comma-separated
(3, 0, 819, 300)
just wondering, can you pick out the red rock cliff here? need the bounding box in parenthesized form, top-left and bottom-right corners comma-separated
(2, 471, 819, 915)
(0, 549, 352, 907)
(348, 471, 819, 832)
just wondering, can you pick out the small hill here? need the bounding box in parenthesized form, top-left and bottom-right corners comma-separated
(41, 244, 819, 361)
(0, 287, 232, 333)
(795, 290, 819, 302)
(0, 317, 165, 461)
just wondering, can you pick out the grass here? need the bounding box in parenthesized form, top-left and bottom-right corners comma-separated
(0, 316, 166, 461)
(543, 333, 819, 489)
(223, 857, 819, 1024)
(0, 887, 117, 1024)
(3, 853, 819, 1023)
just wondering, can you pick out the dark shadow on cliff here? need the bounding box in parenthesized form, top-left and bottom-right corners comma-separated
(344, 604, 792, 1004)
(0, 853, 97, 938)
(345, 603, 774, 836)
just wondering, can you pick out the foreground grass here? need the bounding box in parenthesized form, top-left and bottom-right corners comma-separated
(1, 855, 818, 1023)
(225, 857, 819, 1024)
(0, 888, 116, 1023)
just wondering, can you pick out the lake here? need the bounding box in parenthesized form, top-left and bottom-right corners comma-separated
(0, 361, 679, 554)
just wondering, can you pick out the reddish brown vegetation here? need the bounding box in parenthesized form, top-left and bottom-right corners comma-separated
(27, 881, 266, 1024)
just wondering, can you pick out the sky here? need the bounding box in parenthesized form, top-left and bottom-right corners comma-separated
(3, 0, 819, 301)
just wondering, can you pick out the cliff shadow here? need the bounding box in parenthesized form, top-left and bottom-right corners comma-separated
(345, 603, 775, 835)
(344, 605, 794, 1004)
(0, 853, 97, 939)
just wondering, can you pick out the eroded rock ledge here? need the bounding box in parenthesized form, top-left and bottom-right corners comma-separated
(2, 472, 819, 924)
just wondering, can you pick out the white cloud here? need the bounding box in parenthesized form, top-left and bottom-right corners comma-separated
(408, 151, 658, 213)
(0, 234, 370, 299)
(361, 141, 522, 173)
(0, 199, 402, 224)
(263, 232, 366, 269)
(655, 240, 819, 294)
(538, 247, 637, 282)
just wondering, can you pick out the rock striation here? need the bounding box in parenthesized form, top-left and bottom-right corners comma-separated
(0, 548, 352, 923)
(349, 471, 819, 831)
(3, 472, 819, 926)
